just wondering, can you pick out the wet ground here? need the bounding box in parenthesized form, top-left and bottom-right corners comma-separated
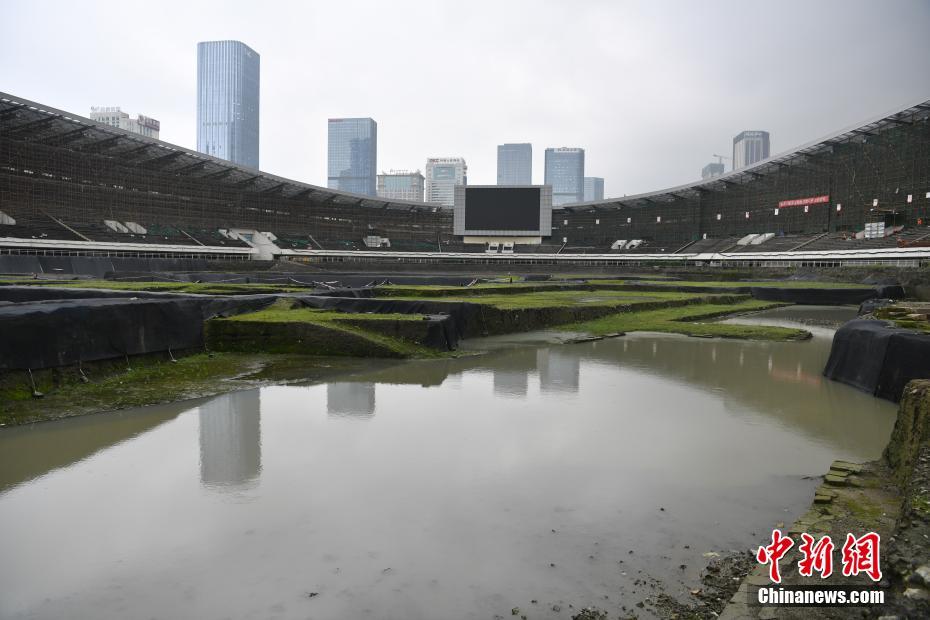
(0, 307, 897, 619)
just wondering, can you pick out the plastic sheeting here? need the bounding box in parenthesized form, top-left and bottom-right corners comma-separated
(823, 319, 930, 401)
(0, 294, 279, 370)
(750, 285, 904, 305)
(104, 271, 507, 287)
(0, 255, 255, 277)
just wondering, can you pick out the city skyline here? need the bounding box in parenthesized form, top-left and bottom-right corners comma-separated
(4, 1, 927, 195)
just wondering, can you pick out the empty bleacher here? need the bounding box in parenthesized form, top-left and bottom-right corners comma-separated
(0, 214, 85, 241)
(682, 237, 739, 254)
(801, 226, 930, 252)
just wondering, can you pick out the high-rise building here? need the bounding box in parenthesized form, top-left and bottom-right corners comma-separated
(89, 107, 160, 139)
(328, 118, 378, 196)
(376, 170, 424, 202)
(701, 162, 725, 180)
(497, 143, 532, 185)
(732, 130, 770, 170)
(425, 157, 467, 207)
(197, 40, 260, 169)
(544, 148, 584, 206)
(583, 176, 604, 202)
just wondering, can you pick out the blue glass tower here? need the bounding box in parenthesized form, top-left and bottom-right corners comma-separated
(544, 148, 585, 205)
(328, 118, 377, 196)
(197, 40, 260, 169)
(497, 143, 532, 185)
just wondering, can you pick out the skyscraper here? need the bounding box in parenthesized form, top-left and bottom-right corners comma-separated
(583, 177, 604, 202)
(328, 118, 378, 196)
(377, 170, 424, 202)
(544, 148, 584, 206)
(90, 107, 160, 139)
(497, 143, 532, 185)
(425, 157, 467, 207)
(701, 162, 725, 179)
(732, 131, 770, 170)
(196, 40, 260, 169)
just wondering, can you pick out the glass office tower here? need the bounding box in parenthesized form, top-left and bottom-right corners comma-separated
(197, 40, 260, 169)
(328, 118, 378, 196)
(497, 143, 532, 185)
(544, 147, 585, 205)
(583, 176, 604, 201)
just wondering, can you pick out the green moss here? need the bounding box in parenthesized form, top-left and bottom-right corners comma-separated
(227, 307, 422, 323)
(586, 279, 866, 289)
(207, 304, 448, 359)
(563, 300, 808, 341)
(0, 352, 262, 425)
(387, 289, 712, 309)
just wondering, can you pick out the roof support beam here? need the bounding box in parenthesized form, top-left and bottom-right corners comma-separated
(173, 160, 209, 175)
(139, 151, 184, 169)
(201, 168, 235, 181)
(39, 126, 91, 146)
(6, 116, 58, 137)
(261, 182, 288, 194)
(0, 105, 27, 121)
(235, 174, 263, 188)
(78, 135, 125, 154)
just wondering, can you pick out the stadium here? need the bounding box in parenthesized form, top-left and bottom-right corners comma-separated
(2, 91, 929, 272)
(4, 87, 930, 620)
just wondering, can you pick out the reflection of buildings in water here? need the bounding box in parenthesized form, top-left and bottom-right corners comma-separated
(586, 334, 892, 454)
(492, 347, 538, 397)
(537, 347, 580, 393)
(199, 389, 262, 489)
(327, 382, 376, 418)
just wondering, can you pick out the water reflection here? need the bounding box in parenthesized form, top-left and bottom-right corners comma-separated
(0, 307, 897, 620)
(198, 389, 262, 490)
(537, 347, 581, 393)
(492, 348, 536, 397)
(0, 401, 192, 493)
(327, 382, 376, 418)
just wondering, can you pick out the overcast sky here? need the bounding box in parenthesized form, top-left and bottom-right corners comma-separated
(2, 0, 929, 197)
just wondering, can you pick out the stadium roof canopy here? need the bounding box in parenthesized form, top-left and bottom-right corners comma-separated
(561, 95, 930, 212)
(2, 90, 929, 214)
(0, 91, 443, 213)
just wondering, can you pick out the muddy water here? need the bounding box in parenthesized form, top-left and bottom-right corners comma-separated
(0, 307, 897, 619)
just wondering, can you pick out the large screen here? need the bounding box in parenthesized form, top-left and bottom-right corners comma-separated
(463, 187, 541, 231)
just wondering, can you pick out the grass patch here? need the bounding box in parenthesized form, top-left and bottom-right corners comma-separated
(226, 307, 423, 323)
(0, 351, 389, 426)
(564, 299, 809, 340)
(586, 279, 867, 289)
(0, 352, 261, 425)
(873, 306, 930, 333)
(208, 303, 449, 358)
(386, 289, 709, 309)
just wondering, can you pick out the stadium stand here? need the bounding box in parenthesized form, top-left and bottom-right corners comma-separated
(1, 90, 929, 266)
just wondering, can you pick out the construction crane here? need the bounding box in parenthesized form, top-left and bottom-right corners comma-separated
(712, 154, 731, 165)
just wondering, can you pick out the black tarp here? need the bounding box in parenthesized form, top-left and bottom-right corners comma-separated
(858, 299, 896, 316)
(0, 294, 279, 370)
(750, 285, 904, 305)
(0, 298, 207, 370)
(0, 286, 189, 303)
(823, 319, 930, 401)
(0, 255, 258, 277)
(103, 271, 500, 287)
